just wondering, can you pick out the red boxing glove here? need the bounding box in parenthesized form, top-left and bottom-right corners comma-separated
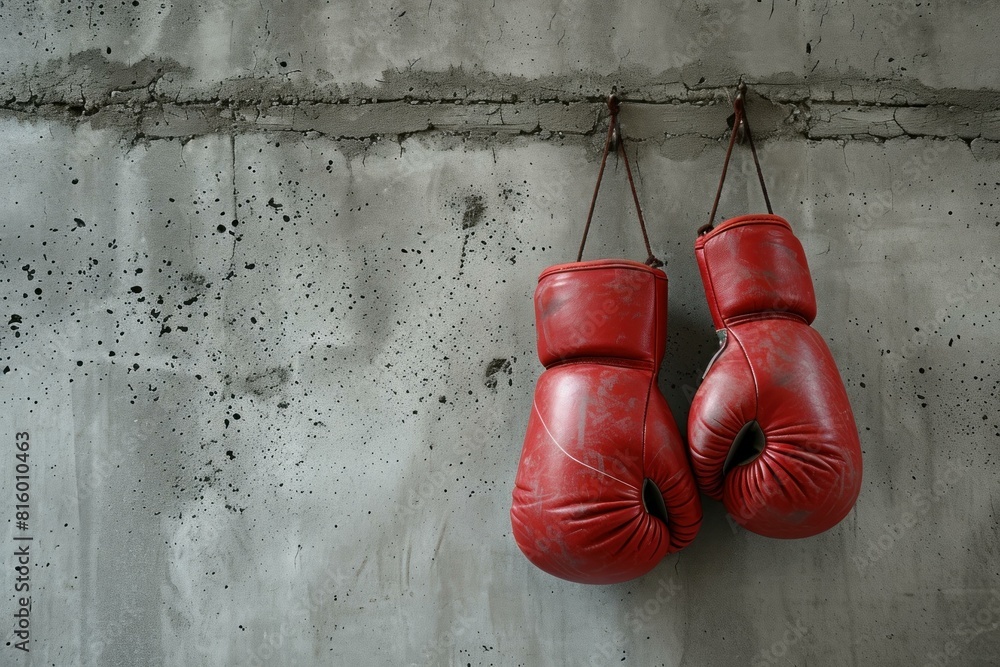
(511, 260, 702, 584)
(687, 214, 862, 538)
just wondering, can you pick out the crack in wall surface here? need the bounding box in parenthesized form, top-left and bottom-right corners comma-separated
(3, 98, 998, 149)
(3, 60, 1000, 145)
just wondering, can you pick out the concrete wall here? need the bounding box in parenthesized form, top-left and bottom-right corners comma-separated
(1, 1, 998, 665)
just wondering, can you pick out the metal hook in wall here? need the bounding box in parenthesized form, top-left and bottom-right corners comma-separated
(607, 87, 622, 153)
(726, 81, 749, 144)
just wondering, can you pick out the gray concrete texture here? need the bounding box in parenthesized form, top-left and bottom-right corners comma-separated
(0, 1, 998, 665)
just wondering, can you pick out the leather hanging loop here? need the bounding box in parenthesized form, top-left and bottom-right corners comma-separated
(701, 81, 773, 235)
(577, 91, 663, 268)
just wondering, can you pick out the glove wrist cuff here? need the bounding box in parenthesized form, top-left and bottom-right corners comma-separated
(534, 260, 667, 368)
(696, 215, 817, 328)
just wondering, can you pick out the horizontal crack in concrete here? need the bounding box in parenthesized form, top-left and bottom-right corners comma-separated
(3, 99, 997, 148)
(3, 61, 1000, 145)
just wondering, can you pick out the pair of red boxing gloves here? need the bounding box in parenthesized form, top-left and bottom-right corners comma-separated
(509, 90, 863, 584)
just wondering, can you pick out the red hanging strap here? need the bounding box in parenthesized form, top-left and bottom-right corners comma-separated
(577, 93, 662, 268)
(700, 82, 773, 235)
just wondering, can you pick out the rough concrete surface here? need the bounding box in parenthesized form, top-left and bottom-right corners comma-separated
(1, 1, 999, 666)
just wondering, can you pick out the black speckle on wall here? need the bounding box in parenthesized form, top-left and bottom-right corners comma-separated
(244, 366, 291, 397)
(484, 357, 513, 390)
(461, 194, 487, 229)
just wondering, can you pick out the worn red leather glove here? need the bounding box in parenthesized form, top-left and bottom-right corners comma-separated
(687, 214, 862, 537)
(511, 260, 702, 584)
